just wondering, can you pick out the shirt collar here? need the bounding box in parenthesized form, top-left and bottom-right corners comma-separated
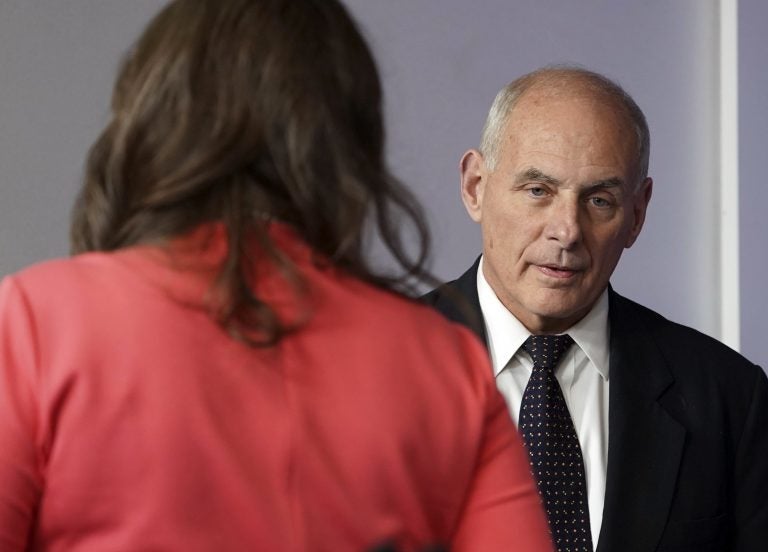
(476, 256, 610, 381)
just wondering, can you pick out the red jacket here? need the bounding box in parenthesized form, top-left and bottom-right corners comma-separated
(0, 224, 551, 551)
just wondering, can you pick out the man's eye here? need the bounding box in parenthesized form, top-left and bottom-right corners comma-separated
(590, 197, 611, 207)
(528, 187, 547, 197)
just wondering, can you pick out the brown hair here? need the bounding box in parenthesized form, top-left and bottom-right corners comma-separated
(71, 0, 432, 345)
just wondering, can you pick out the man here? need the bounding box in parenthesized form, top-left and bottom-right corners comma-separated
(423, 66, 768, 551)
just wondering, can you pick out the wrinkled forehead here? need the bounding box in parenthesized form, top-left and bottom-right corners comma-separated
(502, 86, 640, 171)
(511, 84, 635, 136)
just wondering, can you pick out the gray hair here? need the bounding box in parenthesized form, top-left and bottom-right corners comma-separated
(479, 66, 650, 184)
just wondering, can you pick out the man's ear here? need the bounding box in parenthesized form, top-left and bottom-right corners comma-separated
(625, 177, 653, 248)
(460, 149, 487, 223)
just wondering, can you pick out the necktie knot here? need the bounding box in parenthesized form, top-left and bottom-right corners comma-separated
(522, 334, 574, 372)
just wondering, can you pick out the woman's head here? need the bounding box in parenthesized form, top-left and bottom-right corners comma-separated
(72, 0, 431, 344)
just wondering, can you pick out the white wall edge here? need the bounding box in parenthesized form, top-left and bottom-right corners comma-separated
(719, 0, 740, 350)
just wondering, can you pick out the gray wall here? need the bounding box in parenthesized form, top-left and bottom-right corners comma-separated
(739, 0, 768, 364)
(0, 1, 165, 271)
(0, 1, 764, 365)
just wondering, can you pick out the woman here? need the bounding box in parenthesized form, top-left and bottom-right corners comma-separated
(0, 1, 552, 550)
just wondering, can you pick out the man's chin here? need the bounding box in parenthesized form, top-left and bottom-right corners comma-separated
(524, 298, 591, 332)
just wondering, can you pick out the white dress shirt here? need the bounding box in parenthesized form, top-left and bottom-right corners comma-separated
(476, 257, 609, 547)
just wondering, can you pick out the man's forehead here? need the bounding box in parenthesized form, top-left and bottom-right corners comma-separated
(509, 87, 631, 130)
(501, 90, 637, 159)
(496, 123, 638, 188)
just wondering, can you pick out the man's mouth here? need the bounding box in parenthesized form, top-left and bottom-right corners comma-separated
(537, 264, 580, 279)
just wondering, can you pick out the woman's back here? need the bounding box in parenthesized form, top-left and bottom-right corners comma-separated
(0, 224, 549, 551)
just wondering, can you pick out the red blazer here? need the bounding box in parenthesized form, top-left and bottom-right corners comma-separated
(0, 225, 552, 552)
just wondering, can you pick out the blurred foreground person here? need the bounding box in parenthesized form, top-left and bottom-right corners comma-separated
(0, 1, 552, 551)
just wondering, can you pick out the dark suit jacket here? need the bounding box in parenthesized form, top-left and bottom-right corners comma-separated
(423, 257, 768, 552)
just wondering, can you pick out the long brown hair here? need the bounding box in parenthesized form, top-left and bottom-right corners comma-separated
(71, 0, 432, 345)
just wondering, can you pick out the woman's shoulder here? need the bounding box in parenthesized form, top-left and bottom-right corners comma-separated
(1, 248, 168, 317)
(313, 268, 493, 379)
(6, 251, 128, 293)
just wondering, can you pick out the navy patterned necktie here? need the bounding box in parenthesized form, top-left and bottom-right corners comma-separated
(519, 334, 593, 552)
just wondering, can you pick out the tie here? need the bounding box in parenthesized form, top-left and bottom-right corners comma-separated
(519, 334, 593, 552)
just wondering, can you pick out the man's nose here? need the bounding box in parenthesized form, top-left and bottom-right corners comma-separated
(544, 197, 582, 249)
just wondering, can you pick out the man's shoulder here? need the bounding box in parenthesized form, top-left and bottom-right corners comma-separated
(610, 289, 761, 376)
(420, 257, 486, 341)
(611, 290, 766, 435)
(420, 278, 459, 307)
(421, 258, 479, 302)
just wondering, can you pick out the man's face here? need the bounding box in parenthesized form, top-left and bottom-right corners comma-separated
(461, 89, 652, 334)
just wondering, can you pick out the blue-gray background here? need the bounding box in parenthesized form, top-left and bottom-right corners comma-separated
(0, 1, 765, 366)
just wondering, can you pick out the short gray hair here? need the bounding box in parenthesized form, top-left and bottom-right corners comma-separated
(479, 65, 650, 184)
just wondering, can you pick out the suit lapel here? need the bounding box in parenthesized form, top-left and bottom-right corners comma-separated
(597, 290, 686, 552)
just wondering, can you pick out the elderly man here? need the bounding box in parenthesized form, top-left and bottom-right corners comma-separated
(424, 67, 768, 552)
